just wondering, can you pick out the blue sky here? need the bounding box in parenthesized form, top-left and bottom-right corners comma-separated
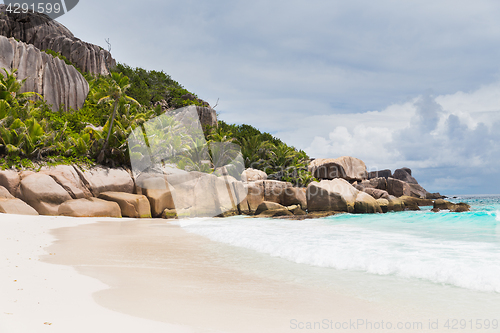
(57, 0, 500, 194)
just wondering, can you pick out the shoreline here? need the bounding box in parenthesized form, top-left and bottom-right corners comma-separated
(43, 217, 500, 332)
(44, 219, 395, 332)
(3, 213, 499, 332)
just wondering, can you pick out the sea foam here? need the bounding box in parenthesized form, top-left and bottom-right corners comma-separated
(181, 208, 500, 293)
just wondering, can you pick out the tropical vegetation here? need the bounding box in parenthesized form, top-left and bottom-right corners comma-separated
(0, 62, 315, 186)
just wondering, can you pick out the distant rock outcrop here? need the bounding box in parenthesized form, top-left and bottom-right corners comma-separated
(0, 35, 89, 111)
(0, 5, 115, 75)
(368, 169, 392, 179)
(393, 168, 418, 184)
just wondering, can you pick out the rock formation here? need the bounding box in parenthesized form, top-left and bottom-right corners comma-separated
(20, 173, 72, 215)
(368, 169, 392, 179)
(0, 185, 38, 215)
(135, 176, 176, 217)
(0, 5, 115, 75)
(196, 106, 218, 128)
(0, 169, 22, 198)
(255, 201, 292, 217)
(432, 199, 470, 212)
(355, 192, 382, 214)
(309, 156, 368, 182)
(74, 166, 134, 197)
(98, 192, 152, 218)
(0, 35, 89, 111)
(393, 168, 418, 184)
(58, 197, 122, 217)
(0, 166, 463, 217)
(241, 168, 267, 182)
(306, 178, 359, 213)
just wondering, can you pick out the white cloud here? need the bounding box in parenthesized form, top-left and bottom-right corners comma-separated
(296, 82, 500, 193)
(55, 0, 500, 193)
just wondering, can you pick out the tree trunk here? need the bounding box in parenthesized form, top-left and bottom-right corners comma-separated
(98, 100, 118, 163)
(104, 100, 118, 150)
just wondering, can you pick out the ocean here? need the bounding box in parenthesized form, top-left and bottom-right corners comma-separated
(176, 195, 500, 321)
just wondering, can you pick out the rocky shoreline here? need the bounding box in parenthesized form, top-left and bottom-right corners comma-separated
(0, 157, 470, 219)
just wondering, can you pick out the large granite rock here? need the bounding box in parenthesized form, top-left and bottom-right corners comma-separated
(386, 177, 430, 199)
(426, 192, 444, 199)
(0, 185, 13, 199)
(58, 198, 122, 218)
(258, 180, 292, 203)
(368, 169, 392, 179)
(355, 192, 383, 214)
(244, 181, 264, 212)
(255, 201, 293, 217)
(359, 177, 387, 191)
(306, 179, 359, 213)
(363, 188, 390, 200)
(0, 35, 89, 112)
(433, 199, 470, 212)
(387, 195, 405, 212)
(0, 6, 115, 75)
(163, 172, 245, 218)
(0, 170, 21, 198)
(282, 187, 307, 209)
(241, 168, 267, 182)
(217, 175, 247, 217)
(136, 176, 176, 217)
(309, 156, 368, 182)
(0, 198, 39, 215)
(75, 166, 134, 197)
(39, 165, 91, 199)
(376, 198, 389, 213)
(242, 180, 306, 209)
(386, 177, 410, 197)
(20, 173, 71, 215)
(399, 196, 434, 207)
(196, 106, 218, 128)
(98, 192, 151, 218)
(393, 168, 418, 184)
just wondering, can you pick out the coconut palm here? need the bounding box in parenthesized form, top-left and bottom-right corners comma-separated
(96, 72, 140, 162)
(0, 69, 41, 103)
(238, 135, 273, 169)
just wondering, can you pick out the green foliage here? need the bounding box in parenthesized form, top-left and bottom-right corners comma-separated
(0, 68, 147, 169)
(113, 63, 205, 109)
(0, 65, 313, 186)
(207, 121, 314, 186)
(0, 68, 41, 103)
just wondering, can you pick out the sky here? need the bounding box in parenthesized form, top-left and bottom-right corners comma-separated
(54, 0, 500, 194)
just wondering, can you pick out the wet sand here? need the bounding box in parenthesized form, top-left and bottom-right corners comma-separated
(43, 219, 409, 333)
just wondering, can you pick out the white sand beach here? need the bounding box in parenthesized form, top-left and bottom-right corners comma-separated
(1, 214, 398, 333)
(2, 213, 499, 333)
(0, 214, 191, 333)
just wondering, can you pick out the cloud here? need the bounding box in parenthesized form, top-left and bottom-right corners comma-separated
(54, 0, 500, 193)
(297, 83, 500, 193)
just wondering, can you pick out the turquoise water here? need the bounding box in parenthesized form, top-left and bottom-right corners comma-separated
(179, 195, 500, 293)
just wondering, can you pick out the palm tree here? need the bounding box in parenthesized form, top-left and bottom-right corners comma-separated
(0, 68, 42, 103)
(96, 72, 139, 162)
(238, 135, 273, 169)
